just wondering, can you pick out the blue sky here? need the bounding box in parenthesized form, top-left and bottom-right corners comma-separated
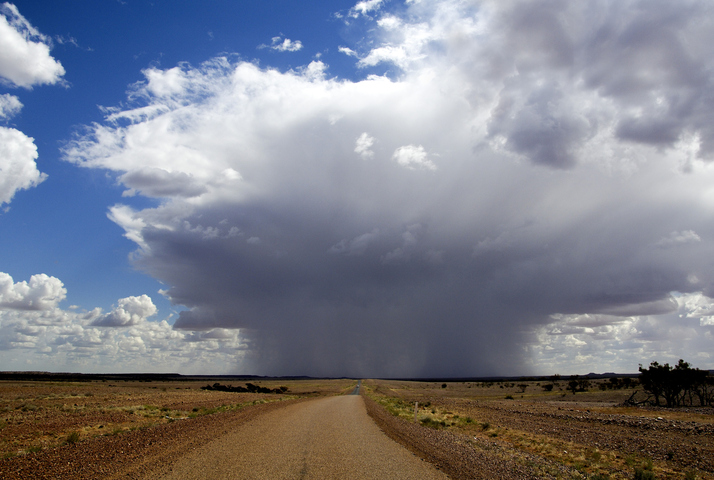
(2, 0, 360, 312)
(1, 0, 714, 377)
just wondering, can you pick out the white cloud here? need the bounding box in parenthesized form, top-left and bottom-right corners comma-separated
(0, 126, 46, 206)
(354, 132, 375, 159)
(392, 144, 435, 170)
(0, 4, 57, 209)
(92, 295, 158, 327)
(532, 292, 714, 374)
(0, 93, 21, 119)
(143, 66, 187, 98)
(260, 35, 303, 52)
(0, 273, 247, 373)
(62, 0, 714, 376)
(350, 0, 386, 18)
(0, 2, 65, 88)
(0, 272, 66, 310)
(338, 46, 358, 57)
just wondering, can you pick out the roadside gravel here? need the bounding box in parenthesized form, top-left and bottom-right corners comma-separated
(363, 395, 583, 479)
(0, 398, 306, 480)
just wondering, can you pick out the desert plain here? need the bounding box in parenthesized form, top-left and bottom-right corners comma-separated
(0, 375, 711, 479)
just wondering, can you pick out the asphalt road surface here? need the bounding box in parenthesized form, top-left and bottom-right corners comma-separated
(153, 394, 448, 480)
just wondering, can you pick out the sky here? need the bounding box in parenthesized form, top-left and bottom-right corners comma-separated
(1, 0, 714, 378)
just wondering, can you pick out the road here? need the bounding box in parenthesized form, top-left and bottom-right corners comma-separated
(151, 394, 448, 480)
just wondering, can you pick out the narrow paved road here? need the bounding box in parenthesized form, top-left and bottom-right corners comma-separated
(151, 395, 448, 479)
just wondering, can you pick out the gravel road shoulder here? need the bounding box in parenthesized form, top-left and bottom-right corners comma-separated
(0, 398, 308, 480)
(362, 394, 583, 480)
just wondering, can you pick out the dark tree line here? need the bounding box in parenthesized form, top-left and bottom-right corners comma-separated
(201, 382, 288, 394)
(638, 359, 713, 407)
(600, 376, 636, 390)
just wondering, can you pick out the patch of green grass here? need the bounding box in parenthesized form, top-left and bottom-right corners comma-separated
(65, 431, 80, 444)
(633, 468, 655, 480)
(420, 417, 446, 429)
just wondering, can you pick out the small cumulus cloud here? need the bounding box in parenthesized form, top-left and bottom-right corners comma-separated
(0, 271, 246, 373)
(92, 295, 157, 327)
(259, 35, 303, 52)
(0, 272, 66, 310)
(0, 3, 61, 209)
(0, 126, 46, 206)
(354, 132, 375, 159)
(0, 2, 65, 88)
(0, 93, 22, 120)
(392, 144, 435, 170)
(350, 0, 386, 18)
(338, 46, 358, 57)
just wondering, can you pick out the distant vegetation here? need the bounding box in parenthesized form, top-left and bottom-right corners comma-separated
(638, 359, 713, 407)
(201, 383, 288, 394)
(567, 376, 591, 394)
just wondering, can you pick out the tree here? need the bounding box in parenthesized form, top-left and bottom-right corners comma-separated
(639, 361, 670, 406)
(639, 359, 712, 407)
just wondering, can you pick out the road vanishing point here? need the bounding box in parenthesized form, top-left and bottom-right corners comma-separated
(152, 386, 447, 480)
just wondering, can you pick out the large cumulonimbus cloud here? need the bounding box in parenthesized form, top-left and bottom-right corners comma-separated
(65, 0, 714, 376)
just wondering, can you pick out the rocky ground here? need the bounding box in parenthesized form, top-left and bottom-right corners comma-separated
(0, 398, 308, 479)
(363, 394, 582, 479)
(364, 379, 714, 479)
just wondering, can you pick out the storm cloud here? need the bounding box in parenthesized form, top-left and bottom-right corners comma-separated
(64, 0, 714, 376)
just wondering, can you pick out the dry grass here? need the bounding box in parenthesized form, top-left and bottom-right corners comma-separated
(0, 378, 354, 458)
(364, 378, 713, 480)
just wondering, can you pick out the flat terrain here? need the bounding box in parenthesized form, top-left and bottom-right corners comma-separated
(0, 377, 711, 479)
(363, 379, 714, 479)
(150, 395, 447, 479)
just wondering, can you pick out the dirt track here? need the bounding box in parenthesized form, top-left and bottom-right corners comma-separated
(147, 395, 447, 479)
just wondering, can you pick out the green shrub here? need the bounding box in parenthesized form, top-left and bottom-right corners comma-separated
(505, 394, 514, 399)
(633, 468, 655, 480)
(65, 431, 80, 444)
(420, 417, 444, 429)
